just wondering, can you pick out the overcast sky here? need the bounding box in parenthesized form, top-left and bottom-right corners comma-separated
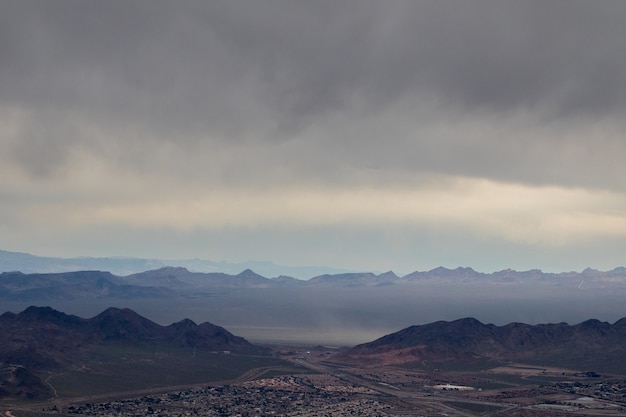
(2, 0, 626, 274)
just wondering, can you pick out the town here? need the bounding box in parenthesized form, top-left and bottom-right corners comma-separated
(37, 348, 626, 417)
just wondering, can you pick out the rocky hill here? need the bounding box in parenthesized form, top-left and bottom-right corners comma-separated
(0, 306, 264, 398)
(0, 365, 50, 399)
(1, 306, 262, 362)
(336, 317, 626, 373)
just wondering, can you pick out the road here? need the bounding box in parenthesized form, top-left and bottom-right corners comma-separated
(289, 356, 517, 417)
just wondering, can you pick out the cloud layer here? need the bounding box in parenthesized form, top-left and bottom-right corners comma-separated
(2, 1, 626, 273)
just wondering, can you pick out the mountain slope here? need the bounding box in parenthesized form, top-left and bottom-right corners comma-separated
(0, 306, 267, 399)
(0, 306, 263, 369)
(337, 317, 626, 373)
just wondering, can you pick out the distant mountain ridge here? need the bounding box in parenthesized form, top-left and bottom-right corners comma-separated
(337, 317, 626, 373)
(4, 249, 626, 285)
(0, 249, 348, 278)
(2, 264, 626, 301)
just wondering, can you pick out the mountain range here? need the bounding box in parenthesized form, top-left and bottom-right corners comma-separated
(0, 249, 347, 278)
(5, 305, 626, 400)
(4, 250, 626, 289)
(1, 306, 262, 366)
(2, 265, 626, 301)
(337, 317, 626, 373)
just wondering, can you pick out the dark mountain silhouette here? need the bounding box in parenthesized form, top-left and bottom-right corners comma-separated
(0, 306, 263, 370)
(337, 317, 626, 373)
(88, 307, 257, 350)
(0, 306, 265, 399)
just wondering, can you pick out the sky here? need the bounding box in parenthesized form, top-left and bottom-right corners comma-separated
(1, 0, 626, 275)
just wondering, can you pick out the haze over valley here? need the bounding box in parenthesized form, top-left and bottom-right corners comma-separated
(2, 250, 626, 346)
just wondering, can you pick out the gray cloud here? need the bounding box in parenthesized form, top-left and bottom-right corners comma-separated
(2, 1, 626, 270)
(3, 1, 625, 165)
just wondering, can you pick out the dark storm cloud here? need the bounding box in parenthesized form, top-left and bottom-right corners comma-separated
(2, 0, 626, 185)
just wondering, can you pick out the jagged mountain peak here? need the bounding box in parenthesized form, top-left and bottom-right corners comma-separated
(91, 307, 161, 342)
(377, 271, 399, 279)
(21, 305, 58, 316)
(17, 306, 84, 325)
(448, 317, 487, 327)
(94, 306, 145, 319)
(237, 268, 265, 278)
(169, 318, 198, 329)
